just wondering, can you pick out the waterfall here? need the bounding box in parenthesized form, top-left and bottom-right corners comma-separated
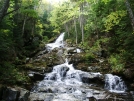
(29, 33, 133, 101)
(46, 32, 65, 51)
(44, 61, 82, 84)
(104, 74, 127, 93)
(54, 32, 65, 44)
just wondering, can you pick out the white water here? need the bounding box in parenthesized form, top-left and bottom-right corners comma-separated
(32, 60, 104, 100)
(46, 33, 127, 93)
(104, 74, 127, 93)
(45, 61, 82, 85)
(46, 32, 65, 51)
(31, 33, 129, 100)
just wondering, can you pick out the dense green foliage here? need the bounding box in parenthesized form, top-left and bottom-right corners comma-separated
(0, 0, 55, 85)
(48, 0, 134, 73)
(1, 0, 134, 84)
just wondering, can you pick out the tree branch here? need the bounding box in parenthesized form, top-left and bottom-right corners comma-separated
(5, 7, 20, 16)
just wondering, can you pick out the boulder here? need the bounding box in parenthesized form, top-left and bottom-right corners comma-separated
(34, 72, 44, 81)
(2, 87, 20, 101)
(69, 53, 85, 64)
(28, 72, 44, 81)
(0, 86, 30, 101)
(18, 87, 30, 101)
(123, 68, 134, 79)
(80, 72, 104, 85)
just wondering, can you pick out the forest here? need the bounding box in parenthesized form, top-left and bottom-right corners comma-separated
(0, 0, 134, 87)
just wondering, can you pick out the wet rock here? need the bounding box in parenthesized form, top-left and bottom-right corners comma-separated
(28, 72, 44, 81)
(123, 68, 134, 79)
(37, 87, 53, 93)
(80, 72, 104, 85)
(66, 47, 77, 54)
(87, 66, 100, 72)
(87, 90, 108, 100)
(69, 53, 85, 64)
(29, 93, 81, 101)
(130, 91, 134, 99)
(34, 72, 44, 81)
(2, 87, 20, 101)
(0, 86, 30, 101)
(29, 93, 54, 101)
(18, 87, 30, 101)
(53, 93, 80, 101)
(87, 90, 134, 101)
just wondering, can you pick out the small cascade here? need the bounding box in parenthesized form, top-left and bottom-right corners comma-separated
(31, 60, 105, 100)
(29, 33, 133, 101)
(54, 32, 65, 44)
(104, 74, 127, 93)
(46, 32, 65, 51)
(44, 61, 82, 84)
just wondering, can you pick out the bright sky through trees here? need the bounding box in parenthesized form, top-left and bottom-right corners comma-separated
(45, 0, 68, 5)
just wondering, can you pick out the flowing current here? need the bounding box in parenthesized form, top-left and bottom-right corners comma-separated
(104, 74, 127, 93)
(46, 32, 65, 51)
(30, 33, 132, 101)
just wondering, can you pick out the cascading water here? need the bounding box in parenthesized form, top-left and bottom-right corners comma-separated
(46, 32, 65, 51)
(104, 74, 127, 93)
(31, 60, 104, 101)
(29, 33, 133, 101)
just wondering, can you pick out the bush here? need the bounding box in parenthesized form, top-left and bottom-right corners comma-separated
(108, 54, 125, 73)
(83, 52, 97, 64)
(0, 62, 30, 85)
(0, 29, 14, 61)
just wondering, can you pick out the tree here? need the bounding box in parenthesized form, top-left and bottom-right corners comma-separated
(124, 0, 134, 31)
(0, 0, 10, 23)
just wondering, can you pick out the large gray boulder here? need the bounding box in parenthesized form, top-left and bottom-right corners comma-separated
(0, 86, 30, 101)
(2, 87, 20, 101)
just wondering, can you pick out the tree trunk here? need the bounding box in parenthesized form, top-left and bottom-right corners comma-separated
(74, 18, 78, 44)
(81, 18, 84, 43)
(80, 3, 84, 43)
(0, 0, 10, 23)
(65, 23, 70, 37)
(22, 17, 27, 37)
(125, 0, 134, 31)
(31, 20, 35, 36)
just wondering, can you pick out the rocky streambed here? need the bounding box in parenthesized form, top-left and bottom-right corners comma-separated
(0, 33, 134, 101)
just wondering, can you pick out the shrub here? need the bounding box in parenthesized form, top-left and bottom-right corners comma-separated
(0, 62, 30, 85)
(108, 54, 125, 73)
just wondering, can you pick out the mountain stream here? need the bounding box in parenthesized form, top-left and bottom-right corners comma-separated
(29, 33, 134, 101)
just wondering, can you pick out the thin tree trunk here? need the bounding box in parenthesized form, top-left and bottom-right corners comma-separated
(81, 19, 84, 43)
(74, 18, 78, 44)
(80, 3, 84, 43)
(22, 17, 27, 37)
(79, 14, 82, 29)
(125, 0, 134, 31)
(0, 0, 10, 23)
(94, 17, 99, 39)
(31, 20, 35, 36)
(65, 23, 70, 37)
